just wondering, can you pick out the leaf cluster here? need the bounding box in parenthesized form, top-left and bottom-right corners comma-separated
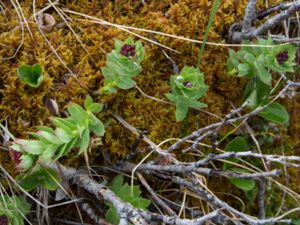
(105, 175, 151, 224)
(17, 64, 44, 88)
(11, 96, 105, 170)
(101, 38, 145, 94)
(166, 66, 208, 121)
(227, 39, 296, 124)
(0, 195, 31, 225)
(227, 38, 297, 86)
(16, 166, 61, 191)
(223, 136, 256, 192)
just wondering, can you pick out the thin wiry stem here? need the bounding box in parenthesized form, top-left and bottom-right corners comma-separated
(62, 8, 291, 48)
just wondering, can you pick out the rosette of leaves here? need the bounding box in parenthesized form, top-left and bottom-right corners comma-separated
(11, 96, 105, 170)
(0, 195, 31, 225)
(101, 38, 145, 94)
(227, 38, 297, 86)
(17, 63, 44, 88)
(106, 175, 151, 224)
(227, 38, 296, 124)
(166, 66, 208, 121)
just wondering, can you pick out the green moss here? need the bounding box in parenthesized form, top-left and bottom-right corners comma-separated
(0, 0, 247, 144)
(0, 1, 293, 148)
(0, 0, 296, 215)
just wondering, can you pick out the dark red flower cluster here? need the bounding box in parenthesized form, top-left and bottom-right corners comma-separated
(0, 215, 8, 225)
(183, 81, 193, 88)
(9, 150, 22, 166)
(120, 44, 136, 57)
(276, 51, 289, 64)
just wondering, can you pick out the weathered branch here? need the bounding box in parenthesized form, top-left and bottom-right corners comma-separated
(229, 1, 300, 42)
(167, 82, 293, 152)
(46, 162, 231, 225)
(258, 179, 266, 219)
(242, 0, 257, 33)
(115, 162, 281, 180)
(80, 201, 112, 225)
(192, 151, 300, 168)
(169, 176, 291, 225)
(137, 172, 176, 216)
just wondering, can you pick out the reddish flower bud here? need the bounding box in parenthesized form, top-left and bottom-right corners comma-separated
(276, 51, 289, 64)
(183, 81, 193, 88)
(9, 150, 22, 167)
(0, 215, 8, 225)
(120, 44, 136, 57)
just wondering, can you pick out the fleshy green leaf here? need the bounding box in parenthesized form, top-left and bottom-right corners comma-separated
(175, 98, 189, 121)
(89, 114, 105, 136)
(258, 102, 289, 124)
(84, 96, 93, 110)
(227, 167, 256, 191)
(19, 154, 37, 170)
(87, 103, 103, 113)
(165, 93, 176, 103)
(223, 137, 255, 191)
(116, 76, 136, 89)
(67, 103, 89, 126)
(17, 140, 46, 155)
(255, 56, 272, 85)
(36, 130, 63, 144)
(187, 99, 207, 109)
(55, 128, 74, 143)
(243, 78, 271, 109)
(292, 219, 300, 225)
(224, 136, 247, 152)
(110, 175, 123, 192)
(50, 118, 77, 132)
(0, 195, 31, 225)
(54, 137, 78, 160)
(39, 144, 58, 161)
(238, 63, 250, 77)
(17, 64, 44, 88)
(223, 136, 247, 170)
(16, 167, 60, 191)
(105, 205, 119, 225)
(246, 89, 257, 108)
(131, 198, 151, 209)
(10, 143, 23, 152)
(78, 128, 90, 155)
(106, 175, 150, 224)
(41, 168, 61, 190)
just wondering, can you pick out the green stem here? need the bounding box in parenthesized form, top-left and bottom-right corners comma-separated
(181, 110, 190, 137)
(197, 0, 221, 67)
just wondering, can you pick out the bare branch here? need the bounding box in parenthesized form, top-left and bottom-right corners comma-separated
(46, 162, 231, 225)
(167, 82, 292, 152)
(169, 176, 291, 225)
(116, 162, 281, 180)
(258, 179, 266, 219)
(137, 172, 176, 216)
(192, 151, 300, 168)
(229, 2, 300, 42)
(242, 0, 257, 33)
(80, 202, 112, 225)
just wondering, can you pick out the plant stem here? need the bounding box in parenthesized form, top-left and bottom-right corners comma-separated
(197, 0, 221, 67)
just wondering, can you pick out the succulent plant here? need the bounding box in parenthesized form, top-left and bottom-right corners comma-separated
(11, 96, 105, 170)
(101, 38, 145, 94)
(17, 63, 44, 88)
(166, 66, 208, 121)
